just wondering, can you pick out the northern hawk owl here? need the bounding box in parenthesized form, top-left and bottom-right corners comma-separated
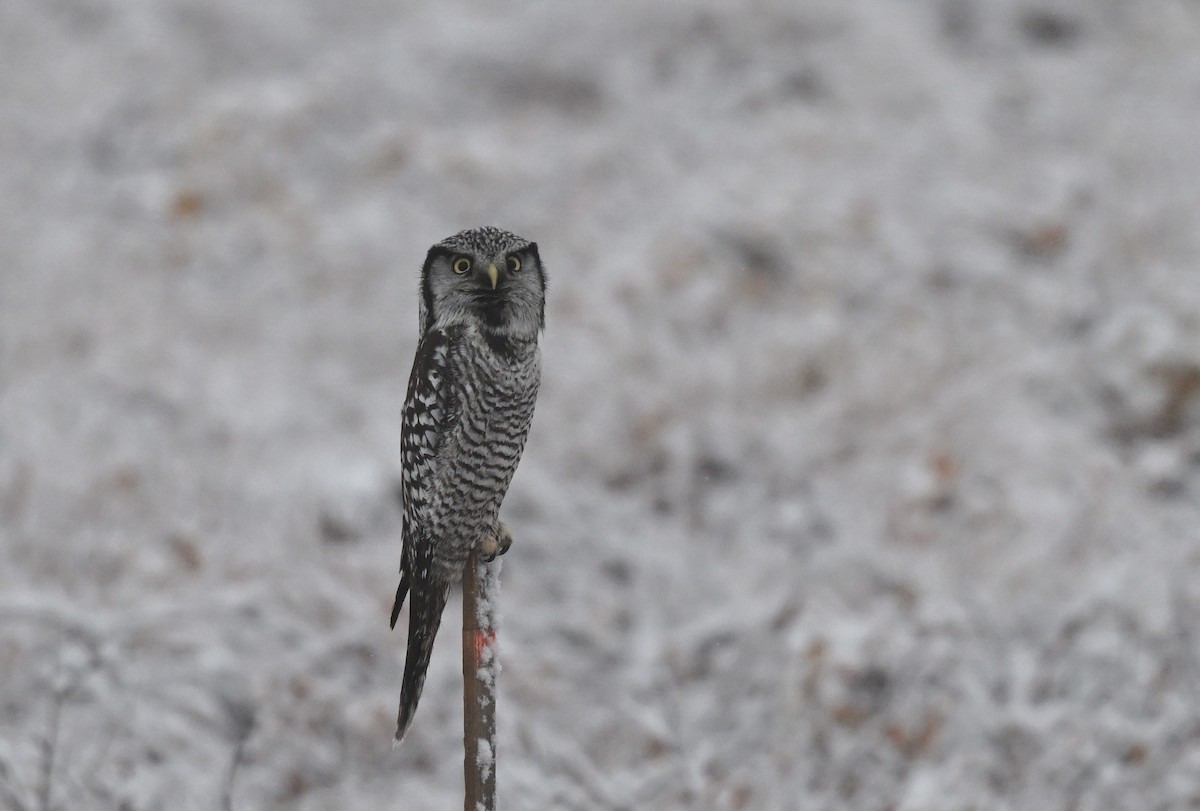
(390, 226, 544, 742)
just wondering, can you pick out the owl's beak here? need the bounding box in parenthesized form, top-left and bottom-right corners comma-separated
(485, 263, 499, 290)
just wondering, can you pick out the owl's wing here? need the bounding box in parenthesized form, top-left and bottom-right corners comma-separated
(391, 329, 457, 629)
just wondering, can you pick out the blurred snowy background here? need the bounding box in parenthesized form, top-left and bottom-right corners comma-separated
(3, 0, 1200, 808)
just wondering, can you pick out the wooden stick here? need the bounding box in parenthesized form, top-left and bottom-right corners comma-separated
(462, 553, 499, 811)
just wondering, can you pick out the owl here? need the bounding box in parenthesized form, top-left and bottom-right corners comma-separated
(390, 226, 545, 742)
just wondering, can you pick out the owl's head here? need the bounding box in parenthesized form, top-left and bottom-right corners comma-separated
(419, 226, 545, 340)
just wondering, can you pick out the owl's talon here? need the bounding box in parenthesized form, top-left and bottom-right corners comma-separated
(477, 522, 513, 562)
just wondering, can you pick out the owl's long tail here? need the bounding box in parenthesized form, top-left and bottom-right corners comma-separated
(394, 576, 451, 743)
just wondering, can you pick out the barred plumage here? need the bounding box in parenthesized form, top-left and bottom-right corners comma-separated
(391, 226, 545, 742)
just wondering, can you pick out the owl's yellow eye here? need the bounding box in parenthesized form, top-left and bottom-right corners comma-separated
(452, 257, 472, 275)
(506, 255, 521, 273)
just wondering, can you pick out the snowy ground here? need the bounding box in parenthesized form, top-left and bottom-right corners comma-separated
(3, 0, 1200, 808)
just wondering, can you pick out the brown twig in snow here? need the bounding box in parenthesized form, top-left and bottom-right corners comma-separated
(462, 553, 499, 811)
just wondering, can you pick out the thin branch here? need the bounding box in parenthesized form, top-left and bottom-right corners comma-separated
(463, 554, 500, 811)
(221, 732, 249, 811)
(38, 673, 70, 811)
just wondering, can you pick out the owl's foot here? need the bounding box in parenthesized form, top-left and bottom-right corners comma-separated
(476, 522, 513, 562)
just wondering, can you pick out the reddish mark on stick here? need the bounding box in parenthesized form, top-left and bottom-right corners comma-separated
(474, 628, 497, 661)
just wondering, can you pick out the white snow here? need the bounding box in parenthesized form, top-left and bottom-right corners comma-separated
(3, 0, 1200, 809)
(476, 737, 494, 785)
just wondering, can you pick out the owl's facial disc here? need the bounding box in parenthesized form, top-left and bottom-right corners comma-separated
(420, 228, 544, 338)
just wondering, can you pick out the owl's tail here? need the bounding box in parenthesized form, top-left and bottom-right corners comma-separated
(394, 578, 451, 743)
